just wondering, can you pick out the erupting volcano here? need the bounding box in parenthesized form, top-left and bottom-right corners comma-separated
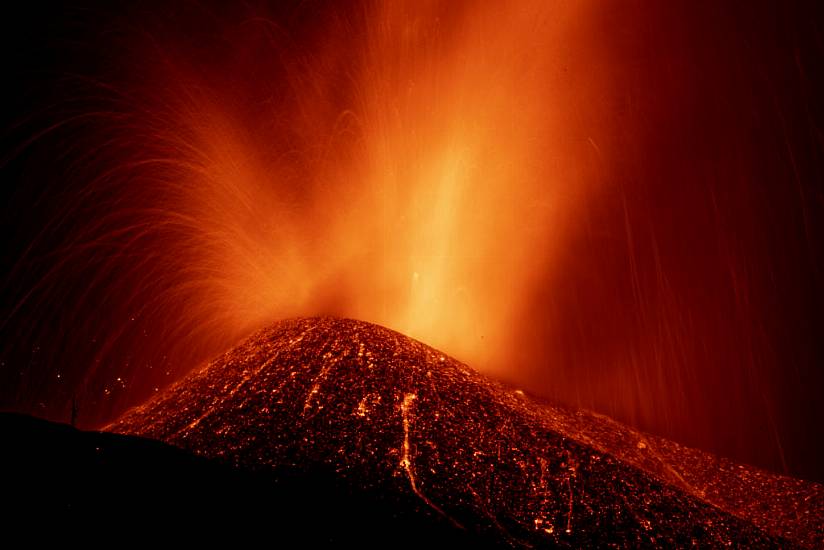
(2, 0, 824, 544)
(110, 318, 821, 547)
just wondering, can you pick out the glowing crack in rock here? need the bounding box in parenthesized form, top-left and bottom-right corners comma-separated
(398, 392, 459, 527)
(303, 361, 333, 415)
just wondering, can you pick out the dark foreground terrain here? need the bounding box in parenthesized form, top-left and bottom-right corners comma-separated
(3, 318, 822, 546)
(0, 412, 481, 544)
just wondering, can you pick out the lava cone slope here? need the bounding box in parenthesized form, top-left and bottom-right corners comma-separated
(112, 318, 821, 547)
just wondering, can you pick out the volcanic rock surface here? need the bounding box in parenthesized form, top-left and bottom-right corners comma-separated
(111, 318, 823, 547)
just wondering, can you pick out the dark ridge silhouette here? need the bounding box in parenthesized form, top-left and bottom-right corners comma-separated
(110, 318, 822, 547)
(0, 412, 485, 545)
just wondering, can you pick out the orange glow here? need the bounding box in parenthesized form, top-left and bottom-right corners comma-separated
(112, 1, 609, 377)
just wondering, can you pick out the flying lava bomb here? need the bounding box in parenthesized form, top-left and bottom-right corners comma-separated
(1, 0, 824, 545)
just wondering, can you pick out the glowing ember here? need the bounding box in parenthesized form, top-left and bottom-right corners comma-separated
(112, 318, 823, 547)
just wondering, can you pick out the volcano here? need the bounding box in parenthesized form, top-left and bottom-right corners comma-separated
(111, 318, 822, 547)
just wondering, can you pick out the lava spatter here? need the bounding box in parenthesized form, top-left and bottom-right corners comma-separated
(111, 318, 822, 547)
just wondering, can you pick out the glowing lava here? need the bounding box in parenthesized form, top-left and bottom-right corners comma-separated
(112, 318, 823, 548)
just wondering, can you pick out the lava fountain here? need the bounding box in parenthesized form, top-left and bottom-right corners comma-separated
(1, 1, 608, 420)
